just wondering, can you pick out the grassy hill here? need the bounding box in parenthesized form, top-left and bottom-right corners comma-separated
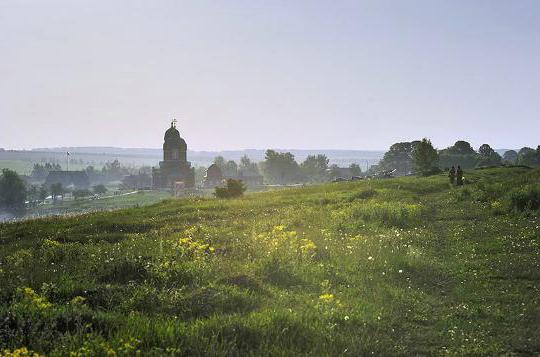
(1, 167, 539, 355)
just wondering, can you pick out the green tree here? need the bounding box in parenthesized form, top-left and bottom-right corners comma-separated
(93, 184, 107, 195)
(73, 189, 92, 199)
(239, 155, 260, 174)
(39, 185, 48, 200)
(224, 160, 238, 177)
(300, 154, 329, 182)
(517, 146, 540, 167)
(0, 169, 27, 210)
(378, 142, 418, 175)
(503, 150, 518, 164)
(477, 144, 502, 167)
(413, 138, 439, 176)
(214, 179, 247, 198)
(50, 183, 64, 201)
(438, 140, 479, 169)
(349, 163, 362, 176)
(261, 150, 300, 184)
(213, 156, 227, 170)
(27, 185, 39, 202)
(447, 140, 476, 155)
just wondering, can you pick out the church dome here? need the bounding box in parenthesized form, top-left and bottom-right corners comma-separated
(164, 122, 187, 151)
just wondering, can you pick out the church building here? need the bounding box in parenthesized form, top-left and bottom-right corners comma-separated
(152, 120, 195, 189)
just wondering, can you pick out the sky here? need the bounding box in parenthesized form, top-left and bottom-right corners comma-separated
(1, 0, 539, 151)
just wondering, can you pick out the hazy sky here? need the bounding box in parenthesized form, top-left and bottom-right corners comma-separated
(1, 0, 539, 151)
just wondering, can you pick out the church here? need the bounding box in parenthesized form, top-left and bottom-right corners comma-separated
(152, 120, 195, 189)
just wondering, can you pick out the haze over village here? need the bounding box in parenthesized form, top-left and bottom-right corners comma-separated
(1, 1, 540, 355)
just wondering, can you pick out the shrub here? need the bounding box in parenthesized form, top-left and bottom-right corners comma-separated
(72, 189, 91, 199)
(214, 179, 246, 199)
(507, 184, 540, 212)
(92, 184, 107, 195)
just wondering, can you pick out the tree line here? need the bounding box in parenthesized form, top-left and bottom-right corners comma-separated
(210, 152, 362, 185)
(377, 139, 540, 176)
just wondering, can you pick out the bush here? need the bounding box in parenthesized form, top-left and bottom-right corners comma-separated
(507, 184, 540, 212)
(72, 189, 92, 199)
(93, 184, 107, 195)
(214, 179, 246, 199)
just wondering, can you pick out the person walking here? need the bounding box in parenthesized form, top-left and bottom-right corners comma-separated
(456, 166, 464, 186)
(449, 166, 456, 184)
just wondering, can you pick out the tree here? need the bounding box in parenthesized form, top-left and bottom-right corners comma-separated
(517, 146, 540, 167)
(300, 154, 329, 182)
(214, 179, 246, 198)
(349, 163, 362, 176)
(439, 140, 479, 169)
(477, 144, 502, 167)
(378, 142, 418, 175)
(27, 185, 39, 204)
(503, 150, 518, 164)
(213, 156, 227, 170)
(39, 185, 48, 200)
(50, 183, 64, 201)
(73, 189, 92, 199)
(0, 169, 27, 210)
(413, 138, 439, 176)
(261, 150, 300, 184)
(239, 155, 260, 174)
(224, 160, 238, 177)
(93, 184, 107, 195)
(447, 141, 476, 155)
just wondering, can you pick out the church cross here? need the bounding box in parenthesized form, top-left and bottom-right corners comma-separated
(172, 118, 177, 127)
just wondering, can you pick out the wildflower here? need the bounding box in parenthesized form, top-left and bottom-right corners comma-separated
(1, 347, 42, 357)
(70, 296, 86, 305)
(16, 287, 52, 310)
(319, 293, 335, 302)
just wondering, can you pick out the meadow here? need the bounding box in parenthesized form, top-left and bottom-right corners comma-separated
(24, 191, 172, 220)
(0, 167, 539, 356)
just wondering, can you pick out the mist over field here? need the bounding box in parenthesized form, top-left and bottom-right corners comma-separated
(1, 0, 540, 355)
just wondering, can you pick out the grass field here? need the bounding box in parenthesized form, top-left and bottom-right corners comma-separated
(0, 167, 539, 355)
(24, 191, 172, 219)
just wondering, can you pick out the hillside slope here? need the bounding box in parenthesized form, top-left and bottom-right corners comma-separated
(1, 167, 539, 355)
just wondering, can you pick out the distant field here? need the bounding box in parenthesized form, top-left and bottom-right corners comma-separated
(0, 159, 94, 175)
(24, 191, 172, 219)
(0, 167, 539, 355)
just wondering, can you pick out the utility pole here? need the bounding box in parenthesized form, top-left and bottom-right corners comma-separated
(67, 152, 70, 171)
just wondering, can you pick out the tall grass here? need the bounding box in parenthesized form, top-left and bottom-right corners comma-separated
(0, 167, 539, 355)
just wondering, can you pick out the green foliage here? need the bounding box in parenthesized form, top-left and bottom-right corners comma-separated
(49, 183, 64, 200)
(0, 169, 26, 210)
(502, 150, 518, 163)
(214, 179, 247, 198)
(349, 163, 362, 176)
(0, 167, 539, 355)
(300, 154, 329, 182)
(413, 138, 439, 176)
(508, 184, 540, 212)
(444, 140, 476, 155)
(378, 141, 418, 175)
(476, 144, 502, 167)
(261, 150, 300, 184)
(239, 155, 260, 175)
(517, 146, 540, 167)
(73, 189, 92, 199)
(92, 184, 107, 195)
